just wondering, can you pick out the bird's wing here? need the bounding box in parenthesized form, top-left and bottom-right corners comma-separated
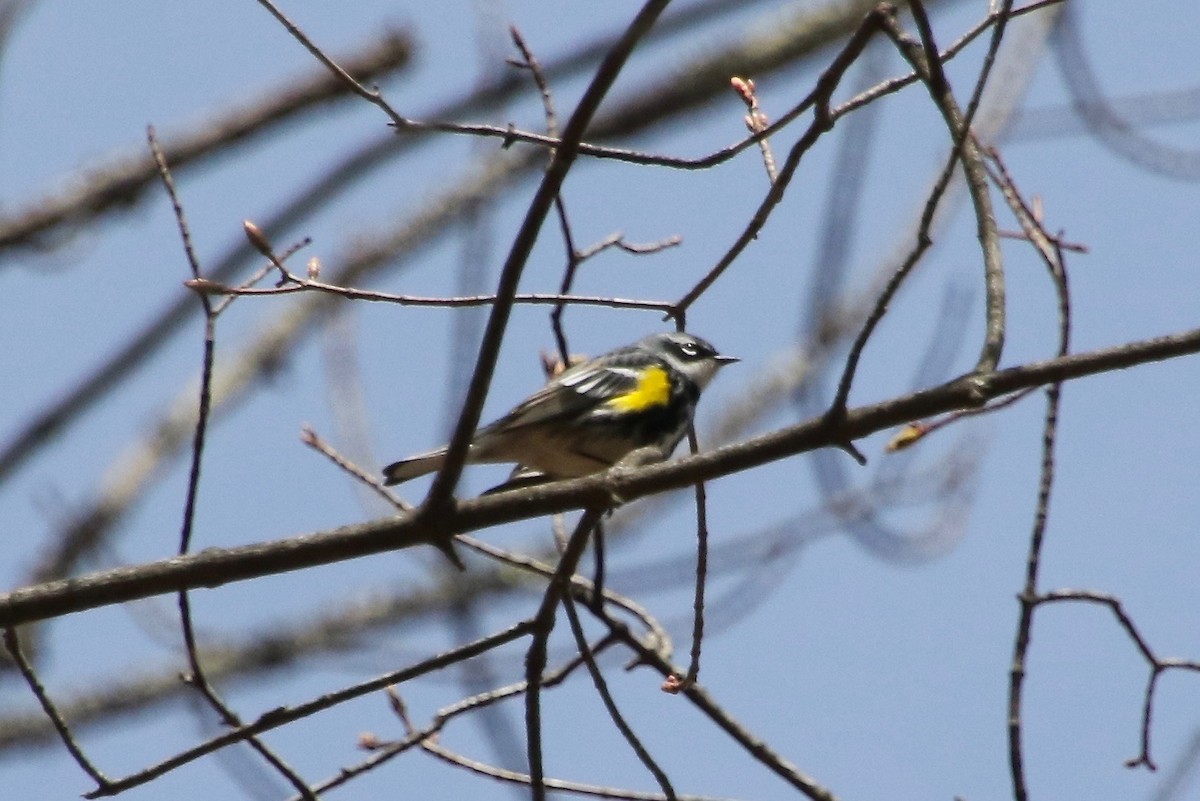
(486, 362, 643, 430)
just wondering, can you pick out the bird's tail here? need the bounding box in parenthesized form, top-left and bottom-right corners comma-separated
(382, 447, 448, 485)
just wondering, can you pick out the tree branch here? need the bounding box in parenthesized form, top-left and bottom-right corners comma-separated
(2, 326, 1196, 628)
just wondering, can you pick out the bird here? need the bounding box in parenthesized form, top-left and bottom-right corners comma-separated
(382, 331, 737, 489)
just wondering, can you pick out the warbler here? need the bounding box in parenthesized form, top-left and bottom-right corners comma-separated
(382, 331, 737, 487)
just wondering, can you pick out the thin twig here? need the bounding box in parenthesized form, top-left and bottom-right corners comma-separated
(85, 620, 536, 797)
(247, 0, 1058, 176)
(590, 519, 607, 612)
(563, 594, 677, 799)
(674, 5, 888, 313)
(149, 127, 319, 801)
(681, 427, 710, 688)
(424, 736, 732, 801)
(301, 424, 411, 511)
(187, 276, 677, 313)
(982, 142, 1069, 801)
(2, 628, 111, 790)
(305, 641, 598, 798)
(457, 534, 673, 661)
(526, 507, 607, 800)
(887, 387, 1037, 450)
(509, 23, 582, 363)
(731, 77, 777, 183)
(600, 610, 837, 801)
(1035, 590, 1200, 772)
(828, 4, 1011, 420)
(886, 3, 1006, 377)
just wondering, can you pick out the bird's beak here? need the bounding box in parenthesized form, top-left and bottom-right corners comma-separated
(715, 354, 739, 365)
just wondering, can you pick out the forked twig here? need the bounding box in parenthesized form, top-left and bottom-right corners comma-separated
(148, 126, 319, 801)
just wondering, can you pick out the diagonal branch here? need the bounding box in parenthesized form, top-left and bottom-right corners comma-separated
(424, 0, 674, 510)
(84, 620, 536, 797)
(2, 628, 111, 790)
(2, 326, 1198, 629)
(0, 31, 413, 254)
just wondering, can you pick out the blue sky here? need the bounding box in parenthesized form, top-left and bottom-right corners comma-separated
(2, 1, 1199, 800)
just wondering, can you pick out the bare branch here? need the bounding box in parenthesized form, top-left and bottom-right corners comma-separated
(2, 628, 111, 790)
(1036, 590, 1200, 772)
(84, 621, 536, 797)
(0, 31, 412, 253)
(4, 326, 1199, 628)
(150, 126, 319, 801)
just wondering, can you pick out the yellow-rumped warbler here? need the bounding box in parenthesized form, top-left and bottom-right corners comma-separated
(382, 331, 737, 487)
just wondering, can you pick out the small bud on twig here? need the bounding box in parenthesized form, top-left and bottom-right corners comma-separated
(661, 673, 686, 694)
(886, 422, 930, 452)
(243, 219, 274, 258)
(184, 278, 226, 295)
(385, 686, 417, 734)
(730, 75, 776, 182)
(730, 76, 755, 104)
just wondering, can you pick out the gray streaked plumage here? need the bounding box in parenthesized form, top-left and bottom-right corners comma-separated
(382, 332, 736, 487)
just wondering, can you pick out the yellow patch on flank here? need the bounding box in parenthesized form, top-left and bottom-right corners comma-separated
(606, 365, 670, 412)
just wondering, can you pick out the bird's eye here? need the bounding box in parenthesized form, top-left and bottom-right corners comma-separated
(679, 341, 698, 356)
